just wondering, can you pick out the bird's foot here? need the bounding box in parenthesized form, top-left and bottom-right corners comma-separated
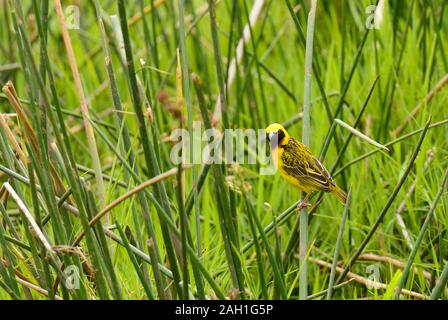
(296, 200, 312, 212)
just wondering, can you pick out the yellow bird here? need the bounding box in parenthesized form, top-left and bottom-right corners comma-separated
(266, 123, 347, 209)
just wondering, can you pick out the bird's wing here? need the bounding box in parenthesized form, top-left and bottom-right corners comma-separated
(281, 140, 333, 191)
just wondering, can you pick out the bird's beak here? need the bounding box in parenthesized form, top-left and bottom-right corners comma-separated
(268, 132, 279, 149)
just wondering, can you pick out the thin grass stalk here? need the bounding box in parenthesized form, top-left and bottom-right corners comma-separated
(116, 223, 155, 299)
(0, 117, 50, 292)
(245, 197, 287, 299)
(6, 12, 73, 296)
(327, 187, 351, 299)
(70, 164, 223, 298)
(299, 0, 317, 300)
(93, 0, 165, 293)
(12, 2, 69, 247)
(11, 1, 112, 299)
(335, 118, 432, 285)
(207, 0, 230, 128)
(84, 189, 122, 299)
(333, 118, 389, 151)
(242, 200, 300, 254)
(176, 164, 189, 299)
(178, 0, 205, 298)
(334, 119, 448, 177)
(0, 212, 21, 297)
(0, 135, 50, 297)
(175, 47, 189, 298)
(246, 202, 268, 299)
(318, 29, 370, 161)
(147, 239, 166, 299)
(72, 167, 180, 246)
(308, 280, 354, 300)
(214, 0, 265, 125)
(3, 182, 73, 294)
(284, 0, 332, 122)
(192, 72, 245, 296)
(187, 0, 212, 97)
(3, 182, 54, 254)
(72, 167, 174, 243)
(331, 77, 379, 172)
(430, 258, 448, 299)
(0, 280, 21, 300)
(241, 0, 269, 123)
(53, 0, 106, 209)
(106, 224, 221, 299)
(273, 209, 283, 275)
(117, 0, 182, 298)
(379, 0, 416, 141)
(394, 167, 448, 299)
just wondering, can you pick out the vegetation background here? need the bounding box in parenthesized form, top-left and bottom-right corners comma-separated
(0, 0, 447, 300)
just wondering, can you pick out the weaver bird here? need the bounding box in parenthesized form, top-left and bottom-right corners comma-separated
(266, 123, 347, 210)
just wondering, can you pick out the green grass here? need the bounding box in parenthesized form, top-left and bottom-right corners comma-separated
(0, 0, 447, 300)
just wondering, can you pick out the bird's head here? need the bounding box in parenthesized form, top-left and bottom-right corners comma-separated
(266, 123, 290, 149)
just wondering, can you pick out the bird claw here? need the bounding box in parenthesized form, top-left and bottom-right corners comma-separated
(296, 200, 311, 212)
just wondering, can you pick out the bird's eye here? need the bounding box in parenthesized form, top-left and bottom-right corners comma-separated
(277, 129, 285, 141)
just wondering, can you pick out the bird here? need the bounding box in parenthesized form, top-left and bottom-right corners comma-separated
(265, 123, 347, 210)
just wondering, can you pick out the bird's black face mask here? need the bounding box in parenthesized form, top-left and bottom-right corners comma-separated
(268, 129, 285, 149)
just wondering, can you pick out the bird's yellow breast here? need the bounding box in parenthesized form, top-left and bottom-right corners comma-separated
(278, 166, 316, 193)
(272, 145, 320, 194)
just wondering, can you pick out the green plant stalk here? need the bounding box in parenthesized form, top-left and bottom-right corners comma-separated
(327, 187, 351, 299)
(318, 29, 370, 161)
(246, 202, 268, 299)
(242, 200, 300, 254)
(176, 163, 190, 299)
(13, 1, 68, 246)
(147, 238, 166, 299)
(394, 167, 448, 299)
(178, 0, 205, 298)
(284, 0, 332, 122)
(333, 118, 389, 151)
(116, 223, 155, 299)
(67, 141, 224, 299)
(88, 119, 200, 299)
(378, 0, 416, 141)
(54, 0, 107, 210)
(335, 118, 432, 285)
(93, 0, 165, 293)
(334, 119, 448, 177)
(207, 0, 230, 128)
(430, 257, 448, 299)
(104, 220, 219, 299)
(11, 0, 113, 298)
(241, 0, 269, 124)
(245, 197, 287, 299)
(117, 0, 182, 298)
(0, 114, 51, 294)
(331, 77, 379, 172)
(0, 207, 21, 297)
(0, 135, 48, 297)
(10, 5, 81, 298)
(193, 72, 245, 296)
(87, 121, 168, 289)
(299, 0, 317, 300)
(85, 189, 122, 299)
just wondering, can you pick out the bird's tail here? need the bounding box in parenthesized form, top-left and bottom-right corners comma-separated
(331, 185, 347, 204)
